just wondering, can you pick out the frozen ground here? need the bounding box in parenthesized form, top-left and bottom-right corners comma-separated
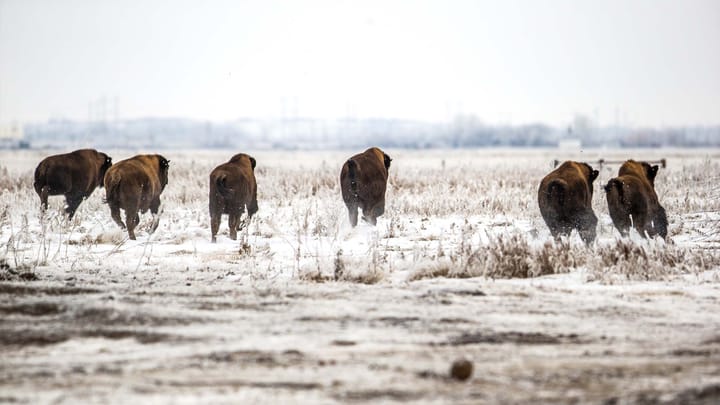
(1, 148, 719, 404)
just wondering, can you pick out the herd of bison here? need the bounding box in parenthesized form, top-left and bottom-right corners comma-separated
(32, 147, 667, 244)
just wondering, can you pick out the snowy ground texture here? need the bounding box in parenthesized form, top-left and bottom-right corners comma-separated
(1, 148, 719, 404)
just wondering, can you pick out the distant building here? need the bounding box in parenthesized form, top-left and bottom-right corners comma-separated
(558, 138, 581, 150)
(556, 124, 582, 149)
(0, 122, 29, 149)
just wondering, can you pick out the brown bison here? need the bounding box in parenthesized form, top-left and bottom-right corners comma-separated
(340, 147, 392, 227)
(103, 154, 170, 240)
(538, 161, 599, 244)
(209, 153, 258, 242)
(33, 149, 113, 219)
(604, 160, 668, 238)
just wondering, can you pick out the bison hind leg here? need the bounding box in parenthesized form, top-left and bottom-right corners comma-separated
(609, 210, 631, 237)
(372, 199, 385, 219)
(149, 215, 160, 234)
(346, 203, 358, 227)
(150, 197, 161, 215)
(210, 213, 221, 243)
(248, 196, 258, 218)
(148, 197, 162, 234)
(228, 217, 238, 240)
(65, 193, 84, 220)
(125, 207, 140, 240)
(228, 209, 243, 240)
(361, 211, 377, 226)
(653, 207, 669, 239)
(576, 210, 598, 245)
(109, 203, 126, 229)
(610, 213, 632, 237)
(547, 218, 572, 241)
(39, 186, 50, 213)
(631, 213, 650, 238)
(360, 203, 379, 226)
(547, 225, 561, 240)
(548, 224, 569, 241)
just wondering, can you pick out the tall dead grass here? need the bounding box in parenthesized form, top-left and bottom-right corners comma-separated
(410, 235, 583, 281)
(587, 239, 719, 282)
(410, 233, 720, 283)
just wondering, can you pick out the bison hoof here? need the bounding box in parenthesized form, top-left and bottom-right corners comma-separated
(211, 237, 217, 243)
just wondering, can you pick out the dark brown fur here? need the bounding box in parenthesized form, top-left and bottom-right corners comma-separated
(33, 149, 113, 219)
(209, 153, 258, 242)
(538, 161, 599, 244)
(340, 147, 392, 227)
(604, 160, 668, 238)
(103, 154, 170, 240)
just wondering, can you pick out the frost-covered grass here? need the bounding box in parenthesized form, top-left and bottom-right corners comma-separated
(0, 148, 718, 284)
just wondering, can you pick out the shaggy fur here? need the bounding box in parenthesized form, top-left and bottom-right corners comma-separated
(104, 154, 170, 240)
(538, 161, 599, 244)
(209, 153, 258, 242)
(33, 149, 113, 219)
(340, 147, 392, 227)
(605, 160, 668, 238)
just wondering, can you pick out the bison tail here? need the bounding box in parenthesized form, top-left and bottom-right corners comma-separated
(104, 173, 121, 205)
(347, 159, 359, 198)
(33, 164, 47, 194)
(604, 178, 624, 199)
(216, 175, 233, 197)
(547, 179, 566, 208)
(655, 205, 669, 239)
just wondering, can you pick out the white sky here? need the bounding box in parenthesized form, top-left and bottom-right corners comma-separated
(1, 0, 719, 126)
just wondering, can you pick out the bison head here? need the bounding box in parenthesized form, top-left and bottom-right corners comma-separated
(580, 163, 599, 194)
(644, 163, 659, 186)
(157, 155, 170, 190)
(97, 153, 113, 187)
(384, 153, 392, 170)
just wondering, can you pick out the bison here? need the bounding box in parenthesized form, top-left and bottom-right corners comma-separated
(103, 154, 170, 240)
(538, 161, 599, 244)
(209, 153, 258, 243)
(340, 147, 392, 227)
(33, 149, 113, 219)
(604, 160, 668, 238)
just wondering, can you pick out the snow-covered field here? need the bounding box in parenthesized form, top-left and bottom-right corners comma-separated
(1, 148, 719, 404)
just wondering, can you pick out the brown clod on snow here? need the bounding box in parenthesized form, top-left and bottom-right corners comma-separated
(450, 358, 473, 381)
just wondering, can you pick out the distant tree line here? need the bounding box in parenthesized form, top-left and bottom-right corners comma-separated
(20, 116, 720, 150)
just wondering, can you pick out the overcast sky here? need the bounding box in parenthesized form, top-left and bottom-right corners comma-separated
(1, 0, 719, 126)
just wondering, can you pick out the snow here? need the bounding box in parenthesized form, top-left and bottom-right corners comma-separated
(1, 148, 719, 403)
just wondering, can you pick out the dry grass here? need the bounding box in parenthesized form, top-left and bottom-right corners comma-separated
(588, 239, 720, 283)
(410, 235, 584, 281)
(0, 149, 718, 284)
(410, 233, 720, 283)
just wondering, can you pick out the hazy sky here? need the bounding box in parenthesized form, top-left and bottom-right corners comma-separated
(1, 0, 719, 126)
